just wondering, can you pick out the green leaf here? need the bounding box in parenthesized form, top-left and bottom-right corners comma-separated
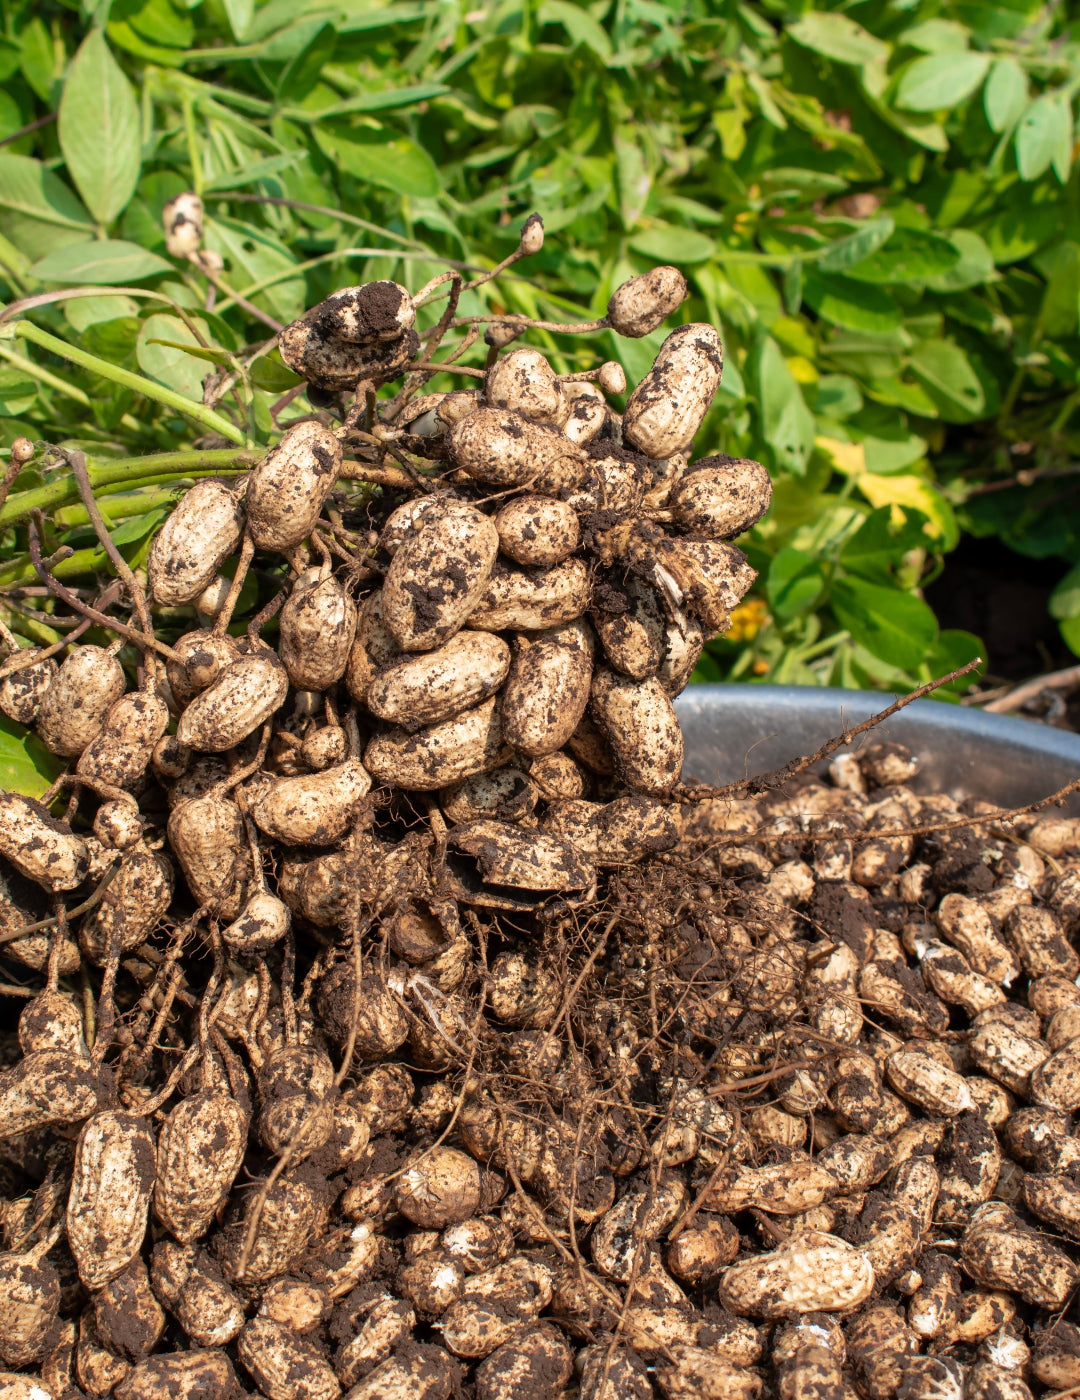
(803, 270, 902, 333)
(1049, 562, 1080, 620)
(924, 229, 995, 291)
(1060, 615, 1080, 659)
(984, 57, 1028, 133)
(831, 577, 938, 671)
(1039, 241, 1080, 339)
(249, 348, 303, 393)
(136, 313, 213, 401)
(314, 124, 440, 198)
(842, 230, 961, 285)
(786, 12, 889, 66)
(538, 0, 613, 60)
(222, 0, 254, 40)
(628, 225, 713, 264)
(0, 367, 37, 417)
(203, 217, 306, 325)
(895, 51, 990, 113)
(1015, 92, 1072, 182)
(0, 711, 65, 799)
(907, 339, 986, 421)
(817, 215, 895, 273)
(900, 19, 971, 53)
(202, 152, 303, 193)
(30, 240, 173, 285)
(0, 154, 94, 259)
(58, 30, 142, 226)
(767, 547, 826, 619)
(840, 505, 934, 584)
(753, 337, 816, 477)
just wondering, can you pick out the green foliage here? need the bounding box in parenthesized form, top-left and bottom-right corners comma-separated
(1, 0, 1079, 705)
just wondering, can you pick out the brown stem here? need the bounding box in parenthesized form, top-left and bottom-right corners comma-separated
(211, 533, 255, 637)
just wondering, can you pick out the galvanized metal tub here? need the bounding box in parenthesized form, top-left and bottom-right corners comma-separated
(675, 684, 1080, 814)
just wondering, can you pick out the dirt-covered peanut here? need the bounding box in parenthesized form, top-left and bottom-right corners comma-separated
(0, 649, 56, 726)
(666, 1216, 740, 1284)
(383, 498, 499, 652)
(172, 1255, 245, 1348)
(365, 694, 508, 792)
(590, 668, 683, 796)
(451, 407, 588, 494)
(884, 1049, 975, 1116)
(474, 1324, 573, 1400)
(494, 495, 580, 568)
(657, 614, 704, 697)
(36, 644, 126, 758)
(669, 456, 772, 539)
(441, 1219, 514, 1274)
(607, 265, 688, 338)
(368, 631, 510, 729)
(396, 1147, 482, 1229)
(719, 1232, 874, 1317)
(176, 651, 288, 752)
(344, 1347, 458, 1400)
(67, 1111, 155, 1290)
(221, 1173, 322, 1284)
(297, 724, 347, 772)
(246, 420, 343, 552)
(705, 1161, 838, 1217)
(487, 951, 561, 1027)
(0, 1046, 104, 1140)
(961, 1204, 1078, 1308)
(486, 348, 569, 428)
(593, 576, 666, 680)
(622, 324, 723, 459)
(344, 590, 401, 702)
(167, 792, 253, 919)
(0, 793, 87, 892)
(441, 1257, 553, 1358)
(563, 385, 610, 447)
(154, 1091, 247, 1243)
(113, 1349, 239, 1400)
(501, 619, 593, 758)
(578, 1345, 653, 1400)
(18, 988, 85, 1059)
(591, 794, 678, 865)
(258, 1045, 335, 1161)
(970, 1018, 1049, 1094)
(93, 1258, 165, 1361)
(222, 889, 291, 955)
(75, 690, 169, 791)
(148, 479, 245, 606)
(467, 556, 591, 633)
(528, 750, 586, 801)
(80, 848, 173, 963)
(277, 572, 358, 693)
(316, 280, 415, 344)
(237, 1315, 341, 1400)
(258, 1276, 329, 1333)
(441, 766, 536, 824)
(450, 819, 594, 891)
(252, 758, 371, 845)
(335, 1297, 415, 1384)
(1005, 904, 1080, 979)
(0, 1240, 60, 1368)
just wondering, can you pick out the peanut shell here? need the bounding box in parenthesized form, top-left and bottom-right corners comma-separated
(501, 619, 594, 758)
(79, 848, 173, 963)
(0, 795, 87, 891)
(36, 645, 125, 758)
(485, 348, 569, 427)
(154, 1091, 248, 1243)
(237, 1315, 341, 1400)
(607, 266, 687, 338)
(450, 408, 587, 494)
(383, 498, 499, 652)
(148, 480, 245, 606)
(176, 652, 288, 752)
(246, 420, 343, 552)
(279, 573, 357, 692)
(168, 792, 253, 919)
(222, 889, 291, 955)
(252, 758, 371, 845)
(0, 1246, 59, 1367)
(0, 650, 56, 726)
(113, 1350, 238, 1400)
(397, 1148, 482, 1228)
(0, 1048, 102, 1140)
(719, 1232, 874, 1317)
(67, 1111, 155, 1290)
(494, 495, 580, 568)
(593, 576, 666, 680)
(441, 766, 536, 825)
(589, 668, 684, 796)
(344, 589, 401, 701)
(450, 819, 594, 891)
(368, 631, 510, 729)
(669, 457, 772, 539)
(623, 323, 723, 459)
(467, 556, 590, 633)
(365, 694, 508, 792)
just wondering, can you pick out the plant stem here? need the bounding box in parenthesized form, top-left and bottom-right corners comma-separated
(8, 322, 249, 446)
(0, 448, 259, 527)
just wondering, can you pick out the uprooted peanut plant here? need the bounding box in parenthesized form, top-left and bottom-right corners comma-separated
(0, 214, 1075, 1400)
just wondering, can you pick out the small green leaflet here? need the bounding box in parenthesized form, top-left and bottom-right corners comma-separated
(907, 339, 986, 421)
(137, 313, 213, 401)
(753, 337, 816, 477)
(0, 154, 94, 259)
(1049, 562, 1080, 620)
(767, 547, 826, 619)
(816, 215, 895, 273)
(538, 0, 613, 60)
(1015, 92, 1073, 182)
(894, 51, 989, 113)
(314, 124, 440, 199)
(786, 12, 889, 67)
(30, 240, 172, 284)
(57, 30, 142, 226)
(0, 367, 37, 417)
(629, 225, 713, 264)
(984, 57, 1028, 133)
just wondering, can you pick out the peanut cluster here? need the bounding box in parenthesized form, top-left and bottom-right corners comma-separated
(0, 222, 1074, 1400)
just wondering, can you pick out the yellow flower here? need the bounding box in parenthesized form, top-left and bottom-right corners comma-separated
(727, 597, 769, 642)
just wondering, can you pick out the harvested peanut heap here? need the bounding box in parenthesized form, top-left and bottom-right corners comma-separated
(0, 224, 1077, 1400)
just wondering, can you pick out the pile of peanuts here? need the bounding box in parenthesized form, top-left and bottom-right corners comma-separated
(1, 218, 1079, 1400)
